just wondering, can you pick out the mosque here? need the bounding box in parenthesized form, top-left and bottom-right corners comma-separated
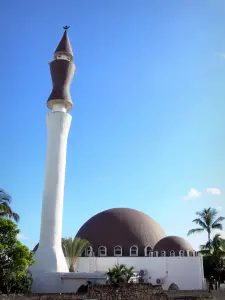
(74, 207, 205, 290)
(31, 28, 205, 293)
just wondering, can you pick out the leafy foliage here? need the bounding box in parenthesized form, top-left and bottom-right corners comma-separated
(200, 233, 225, 285)
(106, 264, 134, 287)
(187, 208, 225, 250)
(0, 189, 19, 222)
(62, 237, 91, 272)
(0, 218, 34, 294)
(200, 233, 225, 258)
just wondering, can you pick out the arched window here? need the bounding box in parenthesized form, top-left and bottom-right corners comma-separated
(98, 246, 107, 257)
(179, 250, 184, 257)
(145, 246, 152, 257)
(154, 251, 158, 257)
(86, 246, 93, 257)
(170, 250, 175, 257)
(56, 54, 71, 61)
(161, 250, 166, 257)
(130, 245, 138, 257)
(114, 245, 122, 257)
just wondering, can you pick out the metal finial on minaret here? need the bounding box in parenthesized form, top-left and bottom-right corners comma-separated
(47, 27, 76, 111)
(63, 25, 70, 30)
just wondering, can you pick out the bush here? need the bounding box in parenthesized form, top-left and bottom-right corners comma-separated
(0, 218, 34, 294)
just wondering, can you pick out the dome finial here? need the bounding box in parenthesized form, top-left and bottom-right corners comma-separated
(63, 25, 70, 30)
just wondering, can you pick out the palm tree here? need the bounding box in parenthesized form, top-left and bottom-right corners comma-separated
(200, 233, 225, 258)
(62, 237, 91, 272)
(200, 234, 225, 288)
(106, 264, 134, 286)
(0, 189, 19, 222)
(187, 208, 225, 251)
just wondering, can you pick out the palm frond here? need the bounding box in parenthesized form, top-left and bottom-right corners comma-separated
(187, 228, 204, 236)
(199, 249, 211, 256)
(195, 208, 218, 227)
(192, 218, 208, 229)
(212, 216, 225, 230)
(0, 189, 19, 222)
(0, 202, 13, 214)
(199, 244, 210, 251)
(62, 236, 91, 271)
(0, 189, 11, 203)
(212, 223, 223, 230)
(12, 212, 20, 222)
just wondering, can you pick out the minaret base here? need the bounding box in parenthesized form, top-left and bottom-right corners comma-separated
(31, 245, 68, 273)
(31, 272, 83, 293)
(31, 271, 107, 293)
(30, 246, 71, 293)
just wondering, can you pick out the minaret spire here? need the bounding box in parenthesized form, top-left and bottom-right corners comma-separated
(47, 26, 76, 111)
(54, 26, 73, 59)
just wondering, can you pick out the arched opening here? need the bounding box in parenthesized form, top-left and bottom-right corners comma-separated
(114, 245, 122, 257)
(130, 245, 138, 257)
(168, 283, 179, 291)
(86, 246, 93, 257)
(179, 250, 184, 257)
(56, 54, 71, 61)
(144, 246, 152, 257)
(98, 246, 107, 257)
(161, 250, 166, 257)
(170, 250, 175, 257)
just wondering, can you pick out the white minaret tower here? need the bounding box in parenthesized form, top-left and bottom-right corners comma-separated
(33, 26, 75, 273)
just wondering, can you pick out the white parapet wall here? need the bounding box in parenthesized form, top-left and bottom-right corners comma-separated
(75, 256, 205, 290)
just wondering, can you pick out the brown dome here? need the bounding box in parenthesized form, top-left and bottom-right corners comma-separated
(153, 236, 193, 256)
(76, 208, 166, 256)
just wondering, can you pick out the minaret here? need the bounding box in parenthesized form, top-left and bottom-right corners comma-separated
(33, 27, 75, 273)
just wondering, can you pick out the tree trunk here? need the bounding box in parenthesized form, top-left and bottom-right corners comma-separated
(208, 231, 211, 252)
(69, 264, 75, 272)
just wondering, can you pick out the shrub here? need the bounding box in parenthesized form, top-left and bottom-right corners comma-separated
(0, 218, 34, 294)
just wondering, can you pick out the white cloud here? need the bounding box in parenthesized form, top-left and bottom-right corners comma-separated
(17, 233, 28, 240)
(182, 188, 201, 200)
(206, 188, 221, 195)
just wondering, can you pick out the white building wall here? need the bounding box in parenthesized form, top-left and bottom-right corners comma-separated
(32, 272, 87, 293)
(75, 256, 205, 290)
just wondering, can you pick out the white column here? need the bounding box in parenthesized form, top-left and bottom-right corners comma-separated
(33, 110, 71, 272)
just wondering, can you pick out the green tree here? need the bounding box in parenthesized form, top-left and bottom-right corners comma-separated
(0, 189, 19, 222)
(200, 233, 225, 258)
(62, 237, 91, 272)
(0, 218, 34, 294)
(187, 208, 225, 251)
(200, 233, 225, 288)
(106, 264, 134, 286)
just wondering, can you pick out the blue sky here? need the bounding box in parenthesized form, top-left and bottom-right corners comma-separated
(1, 0, 225, 250)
